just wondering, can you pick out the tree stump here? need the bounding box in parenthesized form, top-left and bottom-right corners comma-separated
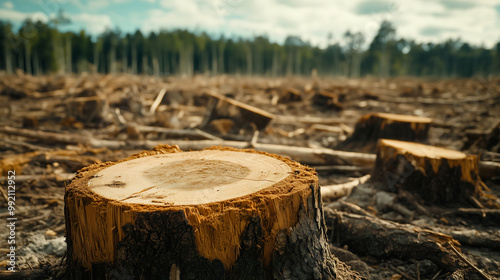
(64, 145, 351, 279)
(312, 90, 343, 111)
(372, 139, 484, 205)
(337, 113, 432, 153)
(200, 91, 274, 136)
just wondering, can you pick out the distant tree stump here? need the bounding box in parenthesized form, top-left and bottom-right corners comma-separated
(312, 90, 343, 110)
(279, 87, 303, 103)
(372, 139, 484, 205)
(200, 91, 274, 136)
(64, 145, 349, 279)
(337, 113, 432, 153)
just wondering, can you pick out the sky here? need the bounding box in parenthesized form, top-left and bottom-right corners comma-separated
(0, 0, 499, 48)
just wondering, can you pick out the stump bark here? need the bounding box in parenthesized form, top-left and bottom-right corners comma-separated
(337, 113, 432, 153)
(64, 145, 352, 279)
(372, 139, 484, 205)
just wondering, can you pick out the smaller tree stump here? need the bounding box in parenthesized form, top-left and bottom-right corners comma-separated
(372, 139, 484, 205)
(337, 113, 432, 153)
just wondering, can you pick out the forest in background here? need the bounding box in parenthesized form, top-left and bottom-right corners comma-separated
(1, 13, 500, 78)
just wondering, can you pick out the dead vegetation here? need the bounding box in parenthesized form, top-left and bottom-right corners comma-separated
(1, 71, 500, 279)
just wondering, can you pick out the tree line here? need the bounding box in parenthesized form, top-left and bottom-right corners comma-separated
(1, 16, 499, 78)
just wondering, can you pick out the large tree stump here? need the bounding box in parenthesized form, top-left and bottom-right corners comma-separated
(64, 145, 354, 279)
(337, 113, 432, 152)
(372, 139, 484, 205)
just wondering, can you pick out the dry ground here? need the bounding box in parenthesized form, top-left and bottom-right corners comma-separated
(0, 72, 499, 279)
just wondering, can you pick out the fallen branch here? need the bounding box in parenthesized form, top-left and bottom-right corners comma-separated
(443, 208, 500, 227)
(0, 173, 75, 183)
(313, 165, 370, 173)
(0, 126, 219, 148)
(158, 140, 377, 167)
(0, 138, 51, 151)
(321, 175, 371, 200)
(448, 242, 492, 280)
(444, 229, 500, 250)
(1, 125, 497, 179)
(0, 126, 88, 145)
(136, 125, 217, 140)
(326, 200, 376, 217)
(274, 115, 346, 125)
(478, 161, 500, 179)
(388, 264, 417, 280)
(149, 87, 167, 114)
(324, 209, 461, 271)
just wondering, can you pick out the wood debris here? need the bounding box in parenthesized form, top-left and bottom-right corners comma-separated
(1, 73, 499, 279)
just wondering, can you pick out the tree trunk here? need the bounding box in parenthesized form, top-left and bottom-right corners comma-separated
(212, 45, 218, 75)
(110, 44, 117, 74)
(18, 46, 24, 73)
(65, 37, 72, 73)
(94, 43, 100, 74)
(337, 113, 432, 153)
(131, 44, 137, 75)
(286, 51, 293, 76)
(57, 35, 65, 74)
(218, 44, 225, 74)
(122, 45, 127, 73)
(246, 45, 252, 75)
(142, 54, 148, 75)
(33, 49, 41, 75)
(4, 40, 13, 74)
(372, 139, 484, 205)
(24, 41, 31, 75)
(272, 49, 279, 77)
(153, 54, 160, 77)
(64, 145, 354, 279)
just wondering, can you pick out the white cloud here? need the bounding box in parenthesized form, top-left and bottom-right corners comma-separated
(68, 0, 130, 11)
(142, 0, 366, 47)
(0, 9, 48, 23)
(47, 0, 499, 48)
(392, 1, 499, 47)
(3, 1, 14, 9)
(69, 13, 113, 34)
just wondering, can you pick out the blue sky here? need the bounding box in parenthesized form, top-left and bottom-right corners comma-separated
(1, 0, 499, 48)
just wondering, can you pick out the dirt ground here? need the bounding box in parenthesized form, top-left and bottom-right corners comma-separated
(0, 73, 499, 279)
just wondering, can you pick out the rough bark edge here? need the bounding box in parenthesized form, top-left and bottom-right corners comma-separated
(272, 184, 362, 280)
(64, 185, 350, 280)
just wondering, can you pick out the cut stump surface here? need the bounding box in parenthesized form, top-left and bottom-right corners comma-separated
(64, 145, 350, 279)
(89, 150, 291, 205)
